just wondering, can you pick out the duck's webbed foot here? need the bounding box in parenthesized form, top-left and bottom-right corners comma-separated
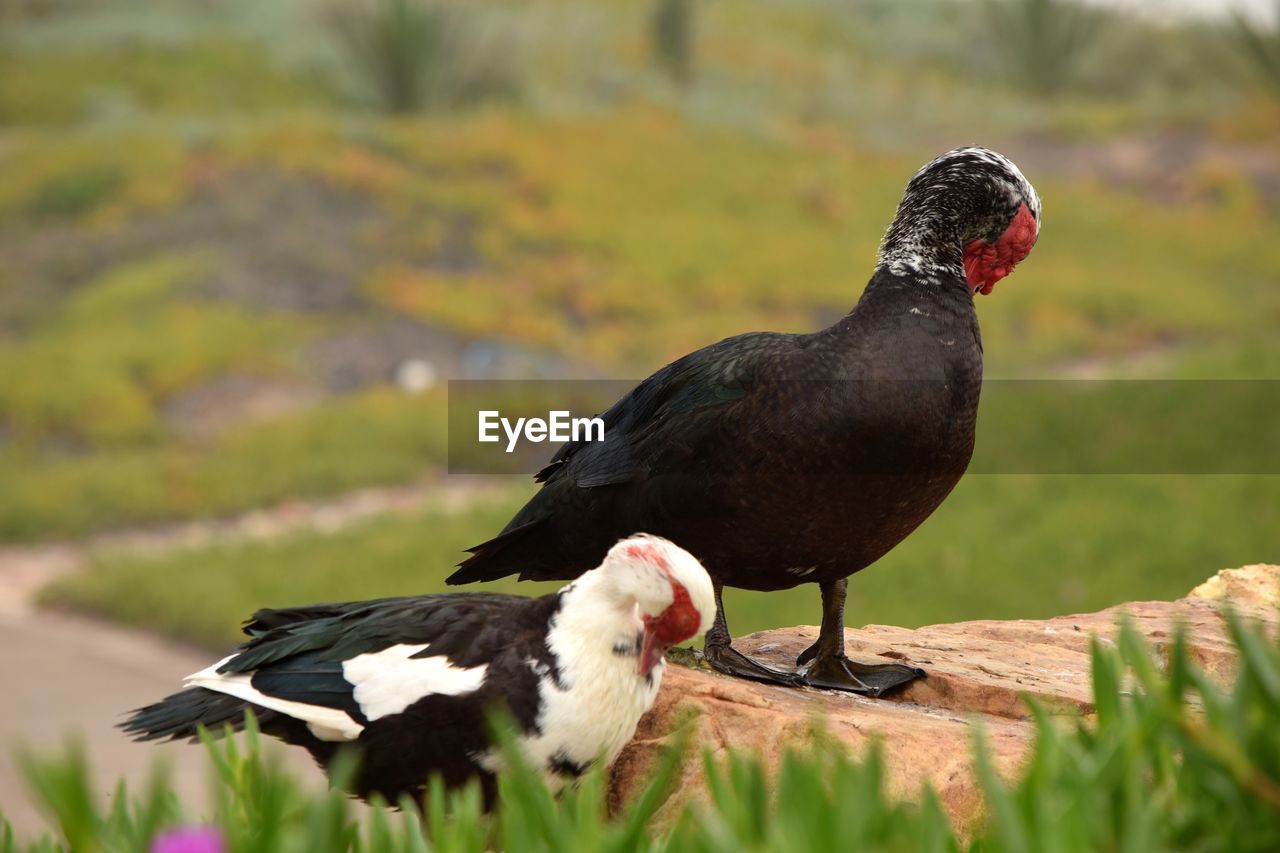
(796, 578, 925, 696)
(704, 640, 805, 687)
(801, 652, 924, 696)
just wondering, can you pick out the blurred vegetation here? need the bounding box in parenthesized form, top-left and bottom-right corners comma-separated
(981, 0, 1102, 97)
(44, 471, 1278, 647)
(2, 108, 1277, 544)
(650, 0, 695, 87)
(0, 253, 295, 447)
(6, 611, 1280, 850)
(1232, 2, 1280, 97)
(323, 0, 523, 114)
(0, 0, 1274, 630)
(0, 389, 450, 541)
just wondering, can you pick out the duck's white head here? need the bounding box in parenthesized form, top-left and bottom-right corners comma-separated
(597, 534, 716, 676)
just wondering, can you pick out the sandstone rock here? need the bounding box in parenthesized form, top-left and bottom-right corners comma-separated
(609, 565, 1280, 832)
(1188, 564, 1280, 612)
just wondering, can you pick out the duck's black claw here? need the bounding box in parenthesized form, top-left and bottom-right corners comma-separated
(795, 640, 820, 667)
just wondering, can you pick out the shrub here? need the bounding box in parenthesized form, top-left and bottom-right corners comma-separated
(980, 0, 1102, 97)
(650, 0, 695, 87)
(25, 165, 122, 219)
(323, 0, 523, 114)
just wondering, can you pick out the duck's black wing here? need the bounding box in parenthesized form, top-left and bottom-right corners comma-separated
(450, 331, 798, 584)
(121, 592, 554, 744)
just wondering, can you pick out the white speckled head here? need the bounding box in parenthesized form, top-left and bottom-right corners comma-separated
(910, 147, 1040, 223)
(878, 147, 1041, 293)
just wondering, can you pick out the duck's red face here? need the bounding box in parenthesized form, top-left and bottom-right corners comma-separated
(624, 541, 706, 677)
(611, 536, 714, 677)
(964, 202, 1038, 296)
(639, 582, 700, 676)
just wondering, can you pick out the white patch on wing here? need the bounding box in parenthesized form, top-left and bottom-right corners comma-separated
(343, 644, 488, 721)
(185, 656, 363, 742)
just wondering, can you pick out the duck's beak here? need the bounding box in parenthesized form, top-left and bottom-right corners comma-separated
(638, 627, 668, 677)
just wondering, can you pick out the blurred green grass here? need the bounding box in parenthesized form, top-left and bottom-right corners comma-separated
(0, 388, 450, 540)
(0, 38, 332, 127)
(2, 111, 1277, 540)
(42, 471, 1278, 648)
(0, 253, 298, 446)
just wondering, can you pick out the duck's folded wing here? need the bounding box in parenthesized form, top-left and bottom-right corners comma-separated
(129, 593, 538, 743)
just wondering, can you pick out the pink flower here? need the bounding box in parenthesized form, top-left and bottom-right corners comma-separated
(150, 826, 225, 853)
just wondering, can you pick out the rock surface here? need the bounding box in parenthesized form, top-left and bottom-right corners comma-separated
(609, 565, 1280, 832)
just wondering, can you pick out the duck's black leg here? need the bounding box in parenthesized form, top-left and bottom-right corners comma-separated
(797, 578, 925, 696)
(704, 582, 804, 687)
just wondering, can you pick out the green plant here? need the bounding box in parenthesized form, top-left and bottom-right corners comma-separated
(5, 707, 697, 853)
(5, 605, 1280, 850)
(324, 0, 522, 114)
(14, 739, 180, 852)
(976, 613, 1280, 851)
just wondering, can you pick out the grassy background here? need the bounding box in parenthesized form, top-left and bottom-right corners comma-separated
(45, 470, 1278, 648)
(3, 0, 1278, 645)
(2, 110, 1277, 541)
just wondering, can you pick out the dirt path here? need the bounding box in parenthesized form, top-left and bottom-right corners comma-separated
(0, 608, 322, 837)
(0, 474, 509, 837)
(0, 473, 511, 617)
